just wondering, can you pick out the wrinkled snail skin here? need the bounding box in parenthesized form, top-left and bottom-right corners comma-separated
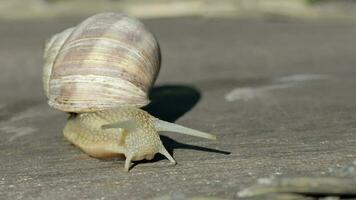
(63, 107, 216, 172)
(44, 12, 216, 171)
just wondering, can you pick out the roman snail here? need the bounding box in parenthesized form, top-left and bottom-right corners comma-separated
(43, 12, 216, 172)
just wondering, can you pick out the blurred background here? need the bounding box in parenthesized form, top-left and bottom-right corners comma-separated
(1, 1, 356, 200)
(1, 0, 356, 21)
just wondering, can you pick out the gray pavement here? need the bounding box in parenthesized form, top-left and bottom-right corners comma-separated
(0, 17, 356, 199)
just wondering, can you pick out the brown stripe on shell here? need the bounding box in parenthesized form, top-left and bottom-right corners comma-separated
(52, 38, 152, 92)
(49, 75, 149, 113)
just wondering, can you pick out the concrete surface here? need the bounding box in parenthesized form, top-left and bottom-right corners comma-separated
(0, 17, 356, 199)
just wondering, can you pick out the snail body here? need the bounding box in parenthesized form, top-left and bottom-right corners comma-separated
(43, 13, 215, 171)
(64, 107, 171, 171)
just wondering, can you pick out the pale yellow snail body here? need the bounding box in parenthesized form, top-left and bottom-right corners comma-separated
(43, 13, 215, 171)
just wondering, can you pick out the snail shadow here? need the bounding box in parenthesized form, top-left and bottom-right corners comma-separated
(132, 85, 230, 168)
(144, 85, 201, 122)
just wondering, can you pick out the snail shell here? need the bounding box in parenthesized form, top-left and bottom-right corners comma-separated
(43, 13, 161, 113)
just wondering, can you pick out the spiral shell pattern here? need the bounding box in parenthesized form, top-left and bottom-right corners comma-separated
(43, 13, 161, 113)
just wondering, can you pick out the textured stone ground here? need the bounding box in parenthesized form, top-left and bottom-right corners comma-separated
(0, 17, 355, 199)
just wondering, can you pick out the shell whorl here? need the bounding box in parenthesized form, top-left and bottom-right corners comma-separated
(43, 13, 161, 113)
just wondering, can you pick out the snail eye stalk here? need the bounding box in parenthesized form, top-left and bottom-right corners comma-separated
(154, 119, 216, 140)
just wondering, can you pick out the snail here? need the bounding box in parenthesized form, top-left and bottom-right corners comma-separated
(43, 12, 216, 172)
